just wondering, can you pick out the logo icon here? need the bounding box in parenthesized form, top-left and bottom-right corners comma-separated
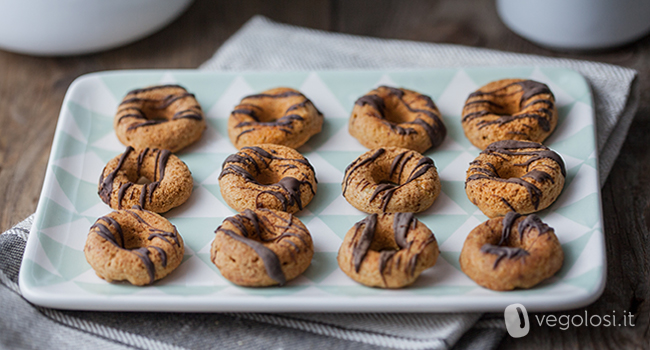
(504, 303, 529, 338)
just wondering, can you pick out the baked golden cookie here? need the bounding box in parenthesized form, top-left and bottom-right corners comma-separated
(465, 140, 565, 218)
(337, 213, 439, 288)
(211, 209, 314, 287)
(460, 212, 563, 291)
(462, 79, 557, 150)
(349, 86, 446, 153)
(98, 146, 193, 213)
(342, 147, 440, 213)
(84, 205, 185, 286)
(228, 87, 323, 149)
(218, 144, 317, 214)
(114, 84, 206, 152)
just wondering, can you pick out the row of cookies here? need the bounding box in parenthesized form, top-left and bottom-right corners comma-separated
(84, 80, 564, 292)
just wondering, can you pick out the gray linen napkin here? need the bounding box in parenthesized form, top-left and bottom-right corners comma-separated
(0, 15, 639, 350)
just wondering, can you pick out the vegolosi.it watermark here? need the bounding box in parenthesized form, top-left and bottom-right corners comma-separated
(504, 303, 635, 338)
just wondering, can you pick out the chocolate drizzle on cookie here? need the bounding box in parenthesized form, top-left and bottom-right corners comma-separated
(351, 213, 435, 283)
(90, 206, 181, 284)
(232, 90, 323, 142)
(480, 212, 528, 268)
(480, 212, 553, 269)
(355, 86, 446, 149)
(351, 214, 378, 273)
(116, 85, 203, 130)
(99, 146, 134, 204)
(462, 80, 554, 132)
(99, 147, 173, 210)
(517, 214, 552, 240)
(343, 148, 386, 195)
(219, 146, 316, 211)
(466, 140, 565, 210)
(216, 209, 310, 286)
(343, 148, 436, 212)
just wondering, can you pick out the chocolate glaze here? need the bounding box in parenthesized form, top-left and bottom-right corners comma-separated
(517, 214, 552, 240)
(233, 90, 322, 142)
(215, 209, 309, 286)
(126, 84, 186, 95)
(480, 212, 529, 268)
(343, 148, 385, 195)
(116, 183, 132, 209)
(219, 147, 316, 211)
(486, 140, 566, 177)
(255, 177, 308, 211)
(244, 91, 304, 100)
(99, 146, 134, 204)
(365, 152, 436, 212)
(499, 212, 522, 245)
(125, 206, 181, 247)
(377, 250, 397, 285)
(462, 80, 554, 132)
(117, 85, 203, 131)
(480, 244, 529, 269)
(354, 86, 446, 149)
(351, 214, 377, 273)
(90, 208, 180, 284)
(480, 212, 552, 269)
(100, 147, 173, 210)
(352, 213, 433, 282)
(393, 212, 417, 249)
(466, 140, 565, 210)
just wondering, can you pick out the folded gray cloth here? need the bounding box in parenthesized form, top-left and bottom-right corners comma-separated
(0, 15, 639, 350)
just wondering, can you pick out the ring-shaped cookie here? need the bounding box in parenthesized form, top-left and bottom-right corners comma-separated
(84, 206, 185, 286)
(465, 140, 565, 218)
(211, 208, 314, 287)
(349, 86, 446, 153)
(462, 79, 557, 150)
(337, 213, 439, 288)
(114, 84, 206, 152)
(228, 87, 323, 149)
(342, 147, 441, 213)
(98, 146, 194, 213)
(218, 144, 317, 214)
(460, 212, 563, 291)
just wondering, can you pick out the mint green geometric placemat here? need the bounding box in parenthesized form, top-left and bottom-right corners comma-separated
(20, 68, 604, 312)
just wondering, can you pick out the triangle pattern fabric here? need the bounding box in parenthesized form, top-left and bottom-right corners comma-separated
(23, 68, 604, 311)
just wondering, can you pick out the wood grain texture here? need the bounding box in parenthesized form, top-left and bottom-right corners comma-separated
(0, 0, 648, 348)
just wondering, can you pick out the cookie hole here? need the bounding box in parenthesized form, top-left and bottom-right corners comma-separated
(121, 227, 150, 250)
(381, 93, 420, 124)
(494, 162, 528, 179)
(282, 262, 289, 266)
(370, 158, 406, 186)
(229, 257, 237, 263)
(256, 169, 282, 185)
(252, 257, 259, 263)
(145, 113, 170, 122)
(370, 234, 400, 252)
(136, 176, 152, 185)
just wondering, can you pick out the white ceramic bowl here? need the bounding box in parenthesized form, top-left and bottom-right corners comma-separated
(0, 0, 193, 56)
(497, 0, 650, 50)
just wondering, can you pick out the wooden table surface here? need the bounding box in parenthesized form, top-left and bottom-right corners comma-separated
(1, 0, 648, 348)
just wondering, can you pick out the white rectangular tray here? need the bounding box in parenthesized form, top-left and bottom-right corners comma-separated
(19, 68, 605, 312)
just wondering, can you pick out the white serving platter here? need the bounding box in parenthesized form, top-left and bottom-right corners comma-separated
(19, 68, 605, 312)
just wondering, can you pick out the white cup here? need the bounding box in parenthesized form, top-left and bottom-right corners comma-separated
(497, 0, 650, 50)
(0, 0, 193, 56)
